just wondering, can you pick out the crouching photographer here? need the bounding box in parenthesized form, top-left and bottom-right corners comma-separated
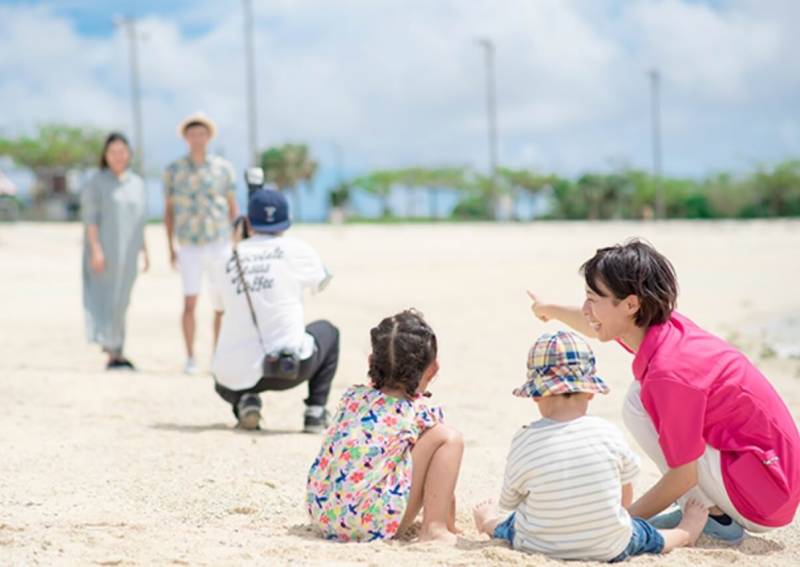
(210, 185, 338, 432)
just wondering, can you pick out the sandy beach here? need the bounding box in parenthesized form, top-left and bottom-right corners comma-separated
(1, 220, 798, 566)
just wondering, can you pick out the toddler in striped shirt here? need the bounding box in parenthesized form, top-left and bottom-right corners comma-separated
(473, 331, 707, 562)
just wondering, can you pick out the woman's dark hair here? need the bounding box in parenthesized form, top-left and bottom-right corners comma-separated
(580, 238, 678, 328)
(99, 132, 131, 169)
(368, 309, 438, 398)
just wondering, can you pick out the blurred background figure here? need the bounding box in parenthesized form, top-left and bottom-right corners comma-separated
(163, 112, 239, 375)
(0, 167, 19, 221)
(82, 132, 149, 370)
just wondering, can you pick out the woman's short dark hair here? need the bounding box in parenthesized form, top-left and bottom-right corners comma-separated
(580, 238, 678, 328)
(368, 309, 438, 398)
(99, 132, 131, 169)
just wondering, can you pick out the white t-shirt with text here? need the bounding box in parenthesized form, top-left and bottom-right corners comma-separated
(210, 234, 329, 390)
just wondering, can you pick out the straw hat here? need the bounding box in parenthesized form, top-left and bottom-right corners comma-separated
(176, 111, 217, 139)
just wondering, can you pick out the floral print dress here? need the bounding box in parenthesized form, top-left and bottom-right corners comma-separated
(306, 385, 444, 542)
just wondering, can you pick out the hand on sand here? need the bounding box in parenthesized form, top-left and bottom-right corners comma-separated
(678, 499, 709, 546)
(527, 290, 550, 322)
(473, 499, 500, 536)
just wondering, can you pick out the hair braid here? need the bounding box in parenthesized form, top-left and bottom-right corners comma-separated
(368, 309, 437, 398)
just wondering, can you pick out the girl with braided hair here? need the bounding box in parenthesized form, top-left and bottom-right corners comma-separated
(307, 309, 464, 544)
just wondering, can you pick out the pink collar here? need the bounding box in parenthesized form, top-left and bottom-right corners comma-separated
(631, 314, 677, 380)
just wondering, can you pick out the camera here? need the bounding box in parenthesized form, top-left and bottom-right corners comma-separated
(245, 167, 264, 196)
(233, 167, 265, 240)
(263, 350, 300, 381)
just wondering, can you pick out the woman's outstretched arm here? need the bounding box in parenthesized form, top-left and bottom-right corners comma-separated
(526, 290, 597, 338)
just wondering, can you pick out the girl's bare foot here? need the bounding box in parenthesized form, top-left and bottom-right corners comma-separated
(678, 499, 709, 545)
(419, 524, 458, 544)
(473, 499, 501, 535)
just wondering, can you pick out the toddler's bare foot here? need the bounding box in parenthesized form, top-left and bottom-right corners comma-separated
(473, 499, 500, 535)
(419, 524, 458, 544)
(678, 498, 709, 545)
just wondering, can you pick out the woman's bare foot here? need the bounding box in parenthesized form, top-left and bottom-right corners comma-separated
(678, 498, 709, 545)
(473, 499, 501, 536)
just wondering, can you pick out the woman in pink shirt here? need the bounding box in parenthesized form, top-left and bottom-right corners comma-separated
(529, 239, 799, 542)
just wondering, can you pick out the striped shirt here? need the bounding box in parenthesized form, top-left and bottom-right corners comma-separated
(499, 416, 640, 561)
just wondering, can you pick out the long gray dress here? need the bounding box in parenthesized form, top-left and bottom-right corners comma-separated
(81, 169, 146, 354)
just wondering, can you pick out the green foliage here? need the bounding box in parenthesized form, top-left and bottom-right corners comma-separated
(259, 143, 317, 221)
(548, 176, 587, 219)
(343, 159, 800, 221)
(0, 124, 106, 170)
(451, 192, 493, 220)
(452, 173, 494, 219)
(747, 160, 800, 217)
(328, 181, 351, 208)
(497, 167, 556, 195)
(259, 143, 317, 191)
(351, 170, 397, 217)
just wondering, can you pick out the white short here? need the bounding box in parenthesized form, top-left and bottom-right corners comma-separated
(177, 239, 231, 297)
(623, 381, 771, 532)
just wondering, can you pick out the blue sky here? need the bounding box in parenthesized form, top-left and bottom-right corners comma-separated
(4, 0, 214, 37)
(1, 0, 799, 218)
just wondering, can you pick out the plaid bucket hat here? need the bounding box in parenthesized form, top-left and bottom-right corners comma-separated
(513, 330, 610, 399)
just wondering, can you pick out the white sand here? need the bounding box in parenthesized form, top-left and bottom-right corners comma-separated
(1, 220, 798, 566)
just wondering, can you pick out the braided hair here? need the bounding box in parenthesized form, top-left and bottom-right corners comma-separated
(368, 309, 438, 399)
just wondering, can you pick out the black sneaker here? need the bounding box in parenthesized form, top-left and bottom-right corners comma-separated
(118, 357, 136, 370)
(106, 358, 132, 371)
(303, 406, 330, 434)
(236, 394, 262, 431)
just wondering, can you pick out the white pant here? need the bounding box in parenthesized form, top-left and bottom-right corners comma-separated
(177, 239, 231, 297)
(622, 381, 770, 533)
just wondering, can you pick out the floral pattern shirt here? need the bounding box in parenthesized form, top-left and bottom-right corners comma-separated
(306, 385, 444, 542)
(163, 154, 236, 245)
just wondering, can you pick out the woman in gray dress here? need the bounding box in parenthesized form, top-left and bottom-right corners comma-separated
(82, 133, 149, 369)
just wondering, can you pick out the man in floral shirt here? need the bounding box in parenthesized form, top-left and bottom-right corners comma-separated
(164, 111, 239, 374)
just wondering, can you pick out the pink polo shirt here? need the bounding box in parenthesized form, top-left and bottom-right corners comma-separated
(625, 312, 799, 527)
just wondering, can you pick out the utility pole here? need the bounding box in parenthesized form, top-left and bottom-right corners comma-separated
(115, 16, 145, 177)
(243, 0, 259, 166)
(648, 69, 664, 219)
(477, 38, 499, 218)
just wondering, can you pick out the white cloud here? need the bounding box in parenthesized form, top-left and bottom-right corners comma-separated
(0, 0, 798, 185)
(626, 0, 779, 102)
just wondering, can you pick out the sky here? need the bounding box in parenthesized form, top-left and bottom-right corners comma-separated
(1, 0, 799, 218)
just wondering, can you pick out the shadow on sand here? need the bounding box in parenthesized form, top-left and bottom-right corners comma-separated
(287, 522, 496, 551)
(288, 523, 322, 542)
(150, 422, 299, 436)
(696, 533, 785, 556)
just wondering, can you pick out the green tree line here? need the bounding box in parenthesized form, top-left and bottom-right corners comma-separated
(2, 124, 799, 221)
(345, 161, 800, 220)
